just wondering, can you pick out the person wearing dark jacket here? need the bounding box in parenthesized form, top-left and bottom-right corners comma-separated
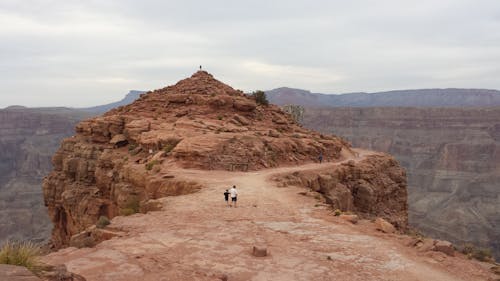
(223, 189, 230, 207)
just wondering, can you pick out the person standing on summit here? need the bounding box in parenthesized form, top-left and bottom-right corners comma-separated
(229, 185, 238, 208)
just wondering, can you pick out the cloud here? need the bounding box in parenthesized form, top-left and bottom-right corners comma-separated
(1, 0, 500, 107)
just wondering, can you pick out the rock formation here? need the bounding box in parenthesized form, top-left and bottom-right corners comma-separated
(0, 107, 90, 244)
(302, 107, 500, 259)
(45, 71, 401, 248)
(274, 154, 408, 229)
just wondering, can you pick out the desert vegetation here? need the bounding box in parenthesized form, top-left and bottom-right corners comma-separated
(0, 240, 42, 272)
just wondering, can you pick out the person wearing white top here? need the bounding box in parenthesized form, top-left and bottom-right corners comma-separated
(229, 185, 238, 208)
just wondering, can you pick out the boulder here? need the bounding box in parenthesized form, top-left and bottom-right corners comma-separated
(374, 218, 396, 233)
(339, 214, 359, 224)
(433, 240, 455, 256)
(415, 238, 435, 252)
(109, 134, 127, 147)
(233, 98, 256, 112)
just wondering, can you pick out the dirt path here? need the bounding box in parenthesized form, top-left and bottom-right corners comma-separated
(43, 149, 495, 281)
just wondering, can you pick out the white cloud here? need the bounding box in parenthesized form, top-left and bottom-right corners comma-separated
(1, 0, 500, 107)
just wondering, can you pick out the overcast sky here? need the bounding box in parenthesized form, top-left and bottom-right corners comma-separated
(1, 0, 500, 108)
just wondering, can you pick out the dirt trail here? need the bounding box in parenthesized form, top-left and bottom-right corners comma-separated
(43, 149, 495, 281)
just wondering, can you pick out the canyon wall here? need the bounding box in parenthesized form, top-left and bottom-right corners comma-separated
(0, 107, 90, 244)
(303, 107, 500, 259)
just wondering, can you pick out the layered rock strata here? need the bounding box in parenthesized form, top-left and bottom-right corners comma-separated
(303, 106, 500, 259)
(0, 107, 89, 244)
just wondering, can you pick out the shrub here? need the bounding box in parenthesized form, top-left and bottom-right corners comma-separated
(120, 208, 136, 216)
(120, 196, 140, 216)
(162, 139, 180, 153)
(334, 209, 342, 216)
(145, 160, 159, 171)
(0, 240, 42, 272)
(252, 90, 269, 106)
(461, 243, 495, 262)
(472, 247, 493, 262)
(96, 216, 110, 229)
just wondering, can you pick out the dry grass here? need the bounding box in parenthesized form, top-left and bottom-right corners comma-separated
(0, 240, 42, 272)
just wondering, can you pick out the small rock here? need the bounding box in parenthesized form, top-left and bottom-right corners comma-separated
(433, 240, 455, 256)
(374, 217, 396, 233)
(339, 214, 359, 224)
(252, 245, 268, 257)
(416, 238, 435, 252)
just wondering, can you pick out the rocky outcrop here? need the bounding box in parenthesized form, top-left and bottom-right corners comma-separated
(303, 106, 500, 259)
(43, 71, 353, 248)
(0, 107, 90, 244)
(274, 154, 408, 229)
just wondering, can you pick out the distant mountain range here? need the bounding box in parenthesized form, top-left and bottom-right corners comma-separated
(266, 87, 500, 107)
(80, 90, 145, 114)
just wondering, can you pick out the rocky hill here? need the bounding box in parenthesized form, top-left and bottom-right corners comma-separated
(303, 107, 500, 259)
(42, 71, 408, 249)
(0, 107, 91, 244)
(267, 87, 500, 107)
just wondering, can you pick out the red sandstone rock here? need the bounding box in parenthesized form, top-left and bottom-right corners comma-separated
(433, 240, 455, 256)
(374, 217, 397, 233)
(274, 155, 408, 229)
(339, 214, 359, 224)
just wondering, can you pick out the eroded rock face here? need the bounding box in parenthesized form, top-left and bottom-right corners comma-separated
(43, 71, 351, 247)
(274, 154, 408, 229)
(0, 107, 90, 244)
(303, 107, 500, 259)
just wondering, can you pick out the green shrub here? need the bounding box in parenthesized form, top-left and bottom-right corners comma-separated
(461, 243, 475, 256)
(162, 144, 175, 153)
(0, 240, 42, 272)
(120, 208, 136, 216)
(334, 209, 342, 216)
(472, 247, 493, 262)
(252, 90, 269, 106)
(162, 139, 180, 153)
(145, 160, 159, 171)
(120, 196, 140, 216)
(461, 243, 495, 262)
(96, 216, 110, 229)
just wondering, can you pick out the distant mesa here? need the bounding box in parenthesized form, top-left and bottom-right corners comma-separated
(266, 87, 500, 107)
(81, 90, 145, 114)
(4, 105, 27, 110)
